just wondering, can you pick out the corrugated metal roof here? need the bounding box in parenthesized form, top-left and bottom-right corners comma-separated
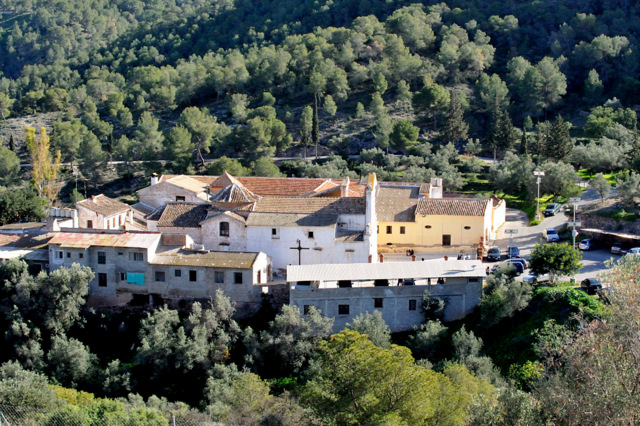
(287, 259, 485, 282)
(151, 247, 258, 269)
(416, 198, 490, 217)
(49, 232, 161, 249)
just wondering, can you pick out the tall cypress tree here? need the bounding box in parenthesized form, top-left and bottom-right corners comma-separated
(8, 134, 15, 152)
(487, 105, 516, 160)
(546, 115, 573, 160)
(443, 91, 469, 143)
(312, 93, 319, 159)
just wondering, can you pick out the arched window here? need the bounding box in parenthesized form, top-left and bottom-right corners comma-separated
(220, 222, 230, 237)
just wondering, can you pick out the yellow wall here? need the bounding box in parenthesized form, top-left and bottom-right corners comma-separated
(378, 213, 490, 253)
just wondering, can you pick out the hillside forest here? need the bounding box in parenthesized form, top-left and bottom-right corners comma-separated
(2, 0, 640, 423)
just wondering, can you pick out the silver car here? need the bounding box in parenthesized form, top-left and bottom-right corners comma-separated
(522, 272, 550, 284)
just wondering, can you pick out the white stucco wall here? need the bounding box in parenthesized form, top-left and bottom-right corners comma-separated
(138, 182, 208, 208)
(201, 215, 247, 251)
(246, 225, 371, 271)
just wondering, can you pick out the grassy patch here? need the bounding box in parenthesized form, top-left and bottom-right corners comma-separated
(597, 208, 640, 222)
(577, 169, 618, 185)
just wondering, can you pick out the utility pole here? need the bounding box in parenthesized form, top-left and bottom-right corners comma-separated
(534, 171, 545, 221)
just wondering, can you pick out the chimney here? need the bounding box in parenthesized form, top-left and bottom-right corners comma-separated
(379, 253, 384, 263)
(412, 255, 416, 261)
(92, 196, 97, 203)
(340, 176, 350, 197)
(150, 173, 159, 186)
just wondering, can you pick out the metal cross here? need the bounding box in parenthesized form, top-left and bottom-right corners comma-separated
(290, 239, 309, 265)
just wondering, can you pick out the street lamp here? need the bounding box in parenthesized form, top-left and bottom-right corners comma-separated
(569, 197, 581, 248)
(534, 171, 545, 220)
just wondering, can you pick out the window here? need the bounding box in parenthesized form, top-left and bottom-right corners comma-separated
(78, 253, 84, 259)
(189, 270, 197, 282)
(130, 252, 144, 262)
(234, 272, 243, 284)
(55, 251, 63, 259)
(400, 226, 405, 234)
(214, 271, 224, 284)
(386, 226, 392, 234)
(176, 196, 185, 202)
(464, 226, 471, 230)
(98, 273, 107, 287)
(271, 228, 279, 239)
(66, 252, 71, 258)
(118, 252, 124, 256)
(338, 304, 350, 315)
(120, 272, 126, 281)
(98, 251, 106, 264)
(442, 234, 451, 246)
(468, 278, 479, 283)
(155, 271, 165, 282)
(308, 231, 314, 239)
(303, 305, 311, 315)
(409, 300, 417, 311)
(175, 269, 181, 277)
(87, 220, 93, 229)
(220, 222, 229, 237)
(374, 298, 383, 308)
(425, 225, 432, 229)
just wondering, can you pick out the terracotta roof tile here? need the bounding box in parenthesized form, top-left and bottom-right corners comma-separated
(211, 182, 259, 203)
(77, 195, 130, 217)
(246, 213, 338, 227)
(376, 187, 420, 222)
(415, 198, 490, 216)
(49, 231, 161, 248)
(157, 203, 209, 228)
(251, 197, 365, 215)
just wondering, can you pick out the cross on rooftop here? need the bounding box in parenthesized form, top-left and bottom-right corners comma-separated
(290, 239, 309, 265)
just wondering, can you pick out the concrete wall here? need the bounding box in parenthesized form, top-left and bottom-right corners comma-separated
(246, 225, 370, 271)
(290, 278, 482, 332)
(49, 244, 152, 300)
(201, 215, 247, 251)
(138, 183, 207, 208)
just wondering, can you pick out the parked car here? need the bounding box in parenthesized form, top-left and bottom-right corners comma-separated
(581, 278, 603, 295)
(543, 203, 563, 216)
(507, 246, 520, 258)
(628, 247, 640, 256)
(522, 272, 551, 284)
(578, 238, 600, 251)
(487, 247, 501, 261)
(503, 259, 525, 275)
(545, 228, 560, 242)
(507, 257, 528, 269)
(489, 261, 524, 275)
(611, 243, 628, 255)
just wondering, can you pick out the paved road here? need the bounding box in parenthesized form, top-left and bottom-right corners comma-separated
(383, 187, 621, 283)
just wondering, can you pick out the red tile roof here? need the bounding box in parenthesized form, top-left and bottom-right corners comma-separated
(251, 197, 365, 214)
(415, 198, 490, 216)
(77, 195, 130, 217)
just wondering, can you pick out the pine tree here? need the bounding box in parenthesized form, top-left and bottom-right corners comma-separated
(8, 134, 15, 152)
(443, 91, 469, 143)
